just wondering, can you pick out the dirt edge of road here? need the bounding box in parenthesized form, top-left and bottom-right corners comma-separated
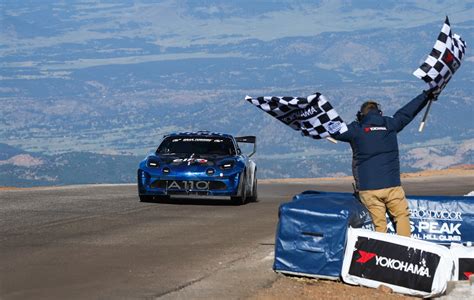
(259, 165, 474, 184)
(249, 275, 413, 300)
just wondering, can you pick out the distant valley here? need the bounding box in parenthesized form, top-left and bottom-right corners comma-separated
(1, 1, 473, 186)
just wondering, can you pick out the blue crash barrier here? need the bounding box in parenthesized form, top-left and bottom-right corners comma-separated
(273, 191, 372, 279)
(387, 195, 474, 245)
(274, 191, 474, 279)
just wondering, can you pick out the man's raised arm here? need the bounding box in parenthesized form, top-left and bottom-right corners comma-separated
(389, 91, 432, 132)
(332, 123, 355, 142)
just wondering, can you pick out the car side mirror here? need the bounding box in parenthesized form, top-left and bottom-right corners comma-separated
(237, 148, 242, 155)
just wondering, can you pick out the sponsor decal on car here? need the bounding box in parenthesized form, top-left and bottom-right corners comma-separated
(172, 158, 208, 165)
(167, 180, 209, 191)
(175, 138, 224, 143)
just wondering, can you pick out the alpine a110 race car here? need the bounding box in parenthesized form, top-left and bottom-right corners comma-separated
(137, 131, 257, 205)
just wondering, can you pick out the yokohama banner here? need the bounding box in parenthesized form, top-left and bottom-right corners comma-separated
(450, 243, 474, 281)
(342, 228, 454, 297)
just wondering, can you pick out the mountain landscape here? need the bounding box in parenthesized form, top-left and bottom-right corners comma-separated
(1, 1, 473, 187)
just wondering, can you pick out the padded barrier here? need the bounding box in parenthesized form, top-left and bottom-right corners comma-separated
(342, 228, 454, 298)
(273, 191, 372, 279)
(274, 191, 474, 281)
(449, 243, 474, 281)
(387, 195, 474, 244)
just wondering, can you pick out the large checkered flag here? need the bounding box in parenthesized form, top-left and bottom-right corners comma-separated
(245, 93, 348, 143)
(413, 16, 467, 132)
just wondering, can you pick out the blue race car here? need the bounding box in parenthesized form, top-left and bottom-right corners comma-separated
(137, 131, 257, 205)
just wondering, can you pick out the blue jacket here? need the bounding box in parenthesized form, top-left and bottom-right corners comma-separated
(334, 92, 430, 191)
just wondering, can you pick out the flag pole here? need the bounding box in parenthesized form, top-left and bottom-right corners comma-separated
(418, 99, 433, 132)
(327, 137, 338, 143)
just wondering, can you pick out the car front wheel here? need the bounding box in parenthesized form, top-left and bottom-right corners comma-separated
(231, 173, 247, 205)
(249, 175, 258, 202)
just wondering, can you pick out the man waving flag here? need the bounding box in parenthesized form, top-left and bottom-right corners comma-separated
(413, 16, 466, 95)
(245, 93, 348, 140)
(413, 16, 467, 131)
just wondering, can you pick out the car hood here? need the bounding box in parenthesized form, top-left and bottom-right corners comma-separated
(145, 153, 240, 171)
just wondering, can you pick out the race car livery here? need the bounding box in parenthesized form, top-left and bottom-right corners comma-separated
(137, 131, 257, 205)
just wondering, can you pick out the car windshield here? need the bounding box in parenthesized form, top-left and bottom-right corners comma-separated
(157, 136, 236, 156)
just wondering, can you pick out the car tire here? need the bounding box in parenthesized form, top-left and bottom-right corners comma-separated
(231, 173, 247, 205)
(249, 175, 258, 202)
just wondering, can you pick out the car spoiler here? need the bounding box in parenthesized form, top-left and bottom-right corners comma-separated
(235, 136, 256, 157)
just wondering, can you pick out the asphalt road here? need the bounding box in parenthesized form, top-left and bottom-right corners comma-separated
(1, 177, 472, 299)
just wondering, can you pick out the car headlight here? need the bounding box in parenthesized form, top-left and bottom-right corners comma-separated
(147, 160, 159, 168)
(220, 161, 234, 170)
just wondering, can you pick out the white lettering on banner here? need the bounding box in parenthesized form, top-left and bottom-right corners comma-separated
(423, 233, 461, 242)
(417, 221, 461, 235)
(386, 208, 465, 243)
(409, 209, 463, 221)
(386, 220, 463, 242)
(375, 256, 431, 278)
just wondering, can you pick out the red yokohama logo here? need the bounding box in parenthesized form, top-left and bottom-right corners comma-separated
(356, 250, 376, 263)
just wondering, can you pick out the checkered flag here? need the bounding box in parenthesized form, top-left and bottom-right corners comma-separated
(413, 16, 467, 132)
(413, 16, 467, 96)
(245, 93, 348, 140)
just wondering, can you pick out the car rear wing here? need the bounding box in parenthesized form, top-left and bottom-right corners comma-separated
(235, 136, 256, 157)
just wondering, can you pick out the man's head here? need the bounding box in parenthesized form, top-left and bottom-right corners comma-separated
(356, 100, 382, 121)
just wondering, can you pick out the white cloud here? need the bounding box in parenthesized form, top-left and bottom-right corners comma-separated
(40, 52, 246, 70)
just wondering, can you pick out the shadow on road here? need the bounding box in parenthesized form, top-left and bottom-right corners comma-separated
(141, 196, 260, 206)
